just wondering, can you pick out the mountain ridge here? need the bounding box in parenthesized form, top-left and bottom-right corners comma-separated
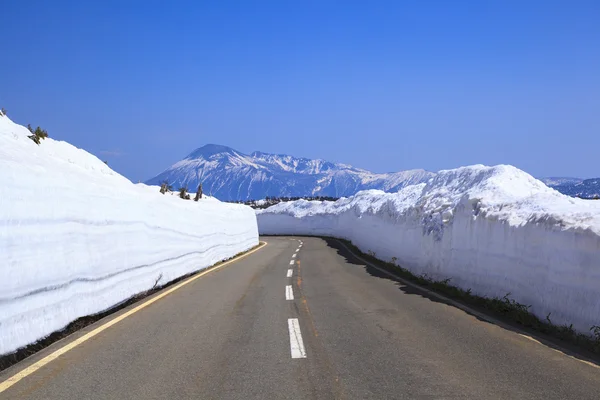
(551, 178, 600, 199)
(539, 177, 583, 187)
(146, 144, 435, 201)
(146, 144, 599, 201)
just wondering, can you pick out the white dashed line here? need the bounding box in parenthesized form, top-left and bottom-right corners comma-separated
(288, 318, 307, 358)
(285, 285, 294, 300)
(287, 269, 293, 278)
(289, 260, 295, 265)
(292, 254, 296, 258)
(295, 249, 299, 253)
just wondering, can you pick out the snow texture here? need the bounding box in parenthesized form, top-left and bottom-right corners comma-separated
(257, 165, 600, 333)
(0, 115, 258, 356)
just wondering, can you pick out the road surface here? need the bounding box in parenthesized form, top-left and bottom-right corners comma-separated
(1, 236, 599, 399)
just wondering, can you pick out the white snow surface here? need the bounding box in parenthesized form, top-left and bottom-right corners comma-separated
(257, 165, 600, 333)
(0, 115, 258, 355)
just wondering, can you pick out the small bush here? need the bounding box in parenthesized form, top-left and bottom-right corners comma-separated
(27, 125, 49, 145)
(35, 127, 48, 139)
(179, 186, 189, 199)
(591, 326, 600, 349)
(160, 181, 173, 194)
(194, 183, 203, 201)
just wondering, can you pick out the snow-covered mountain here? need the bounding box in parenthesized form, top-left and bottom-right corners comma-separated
(146, 144, 434, 201)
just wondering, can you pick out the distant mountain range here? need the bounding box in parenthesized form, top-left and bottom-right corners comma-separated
(543, 178, 600, 199)
(146, 145, 599, 201)
(538, 177, 583, 187)
(145, 144, 434, 201)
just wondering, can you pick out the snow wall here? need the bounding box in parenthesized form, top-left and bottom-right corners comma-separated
(257, 165, 600, 334)
(0, 115, 258, 355)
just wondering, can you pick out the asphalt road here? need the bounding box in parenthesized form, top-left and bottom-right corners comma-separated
(1, 236, 599, 399)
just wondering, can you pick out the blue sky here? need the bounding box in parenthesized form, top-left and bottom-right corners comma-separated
(1, 0, 599, 181)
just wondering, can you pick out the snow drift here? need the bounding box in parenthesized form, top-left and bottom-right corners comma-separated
(0, 115, 258, 356)
(257, 165, 600, 333)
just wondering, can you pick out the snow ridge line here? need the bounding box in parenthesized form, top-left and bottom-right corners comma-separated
(0, 218, 257, 240)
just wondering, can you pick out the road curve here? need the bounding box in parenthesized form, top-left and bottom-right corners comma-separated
(1, 236, 599, 399)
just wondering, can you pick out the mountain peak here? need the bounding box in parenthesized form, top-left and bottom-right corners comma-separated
(186, 144, 238, 159)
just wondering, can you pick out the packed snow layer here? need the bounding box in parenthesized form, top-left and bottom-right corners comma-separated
(257, 165, 600, 333)
(0, 115, 258, 356)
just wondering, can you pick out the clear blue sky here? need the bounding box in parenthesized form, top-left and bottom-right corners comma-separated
(1, 0, 598, 181)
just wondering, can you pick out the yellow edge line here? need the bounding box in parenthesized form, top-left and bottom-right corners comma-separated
(0, 241, 267, 393)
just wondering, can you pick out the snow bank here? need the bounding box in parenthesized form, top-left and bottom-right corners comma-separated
(0, 115, 258, 355)
(257, 165, 600, 333)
